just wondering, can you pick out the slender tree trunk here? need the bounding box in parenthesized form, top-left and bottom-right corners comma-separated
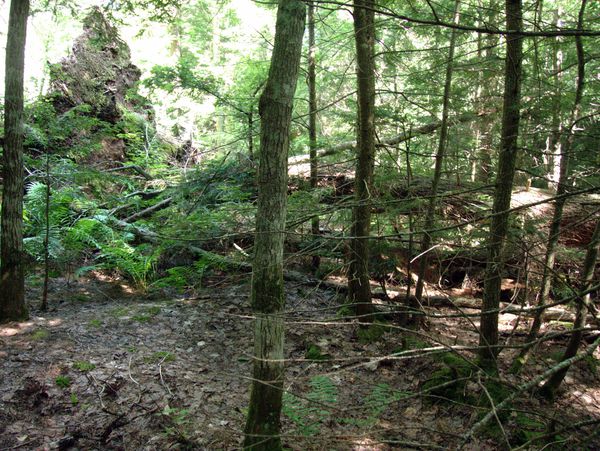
(348, 0, 376, 323)
(0, 0, 30, 323)
(539, 219, 598, 399)
(308, 1, 320, 271)
(414, 0, 461, 317)
(41, 155, 51, 312)
(475, 0, 499, 183)
(512, 0, 586, 373)
(540, 4, 592, 399)
(248, 111, 254, 161)
(243, 1, 306, 449)
(547, 8, 563, 187)
(478, 0, 523, 370)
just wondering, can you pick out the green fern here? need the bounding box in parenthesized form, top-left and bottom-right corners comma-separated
(283, 375, 337, 436)
(341, 384, 408, 428)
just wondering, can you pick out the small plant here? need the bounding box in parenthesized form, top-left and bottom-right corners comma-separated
(357, 321, 393, 344)
(55, 376, 71, 388)
(305, 344, 329, 361)
(110, 307, 129, 318)
(584, 354, 599, 375)
(161, 406, 193, 445)
(31, 329, 50, 340)
(341, 384, 408, 428)
(88, 319, 102, 328)
(147, 306, 161, 316)
(72, 294, 89, 303)
(336, 304, 353, 318)
(421, 352, 475, 403)
(132, 314, 152, 322)
(145, 351, 175, 364)
(401, 335, 429, 351)
(70, 393, 79, 406)
(73, 361, 96, 372)
(283, 375, 337, 436)
(132, 306, 161, 322)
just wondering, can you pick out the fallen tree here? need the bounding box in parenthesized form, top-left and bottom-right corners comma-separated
(289, 111, 490, 166)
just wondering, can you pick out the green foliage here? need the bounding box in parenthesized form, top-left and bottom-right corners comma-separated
(283, 376, 338, 436)
(305, 344, 329, 361)
(357, 321, 393, 344)
(584, 354, 599, 375)
(153, 266, 198, 290)
(509, 413, 546, 446)
(336, 303, 354, 318)
(88, 319, 102, 328)
(110, 307, 129, 318)
(422, 352, 474, 402)
(341, 384, 408, 428)
(55, 376, 71, 388)
(400, 336, 429, 351)
(99, 242, 160, 290)
(145, 351, 175, 364)
(160, 406, 194, 446)
(73, 361, 96, 372)
(31, 329, 50, 340)
(70, 393, 79, 406)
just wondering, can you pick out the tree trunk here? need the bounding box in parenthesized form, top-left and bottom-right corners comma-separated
(0, 0, 30, 323)
(512, 0, 587, 373)
(243, 1, 306, 449)
(538, 1, 592, 399)
(308, 1, 320, 271)
(539, 218, 599, 399)
(478, 0, 523, 370)
(348, 0, 376, 323)
(414, 0, 461, 320)
(474, 0, 499, 183)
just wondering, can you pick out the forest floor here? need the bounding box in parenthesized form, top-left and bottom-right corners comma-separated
(1, 272, 599, 450)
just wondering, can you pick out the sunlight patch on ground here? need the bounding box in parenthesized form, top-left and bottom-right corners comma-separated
(351, 437, 388, 450)
(0, 321, 35, 337)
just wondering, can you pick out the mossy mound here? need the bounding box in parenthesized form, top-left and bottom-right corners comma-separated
(48, 7, 151, 123)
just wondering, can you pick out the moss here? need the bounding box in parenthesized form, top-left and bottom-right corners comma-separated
(55, 376, 71, 388)
(336, 304, 353, 318)
(73, 361, 96, 372)
(357, 321, 393, 344)
(304, 344, 329, 361)
(31, 329, 50, 340)
(401, 335, 429, 351)
(88, 319, 102, 328)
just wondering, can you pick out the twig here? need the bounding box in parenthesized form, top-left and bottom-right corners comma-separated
(158, 355, 173, 397)
(128, 355, 139, 386)
(460, 334, 600, 448)
(477, 374, 511, 449)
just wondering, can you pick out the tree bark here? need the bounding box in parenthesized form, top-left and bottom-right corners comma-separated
(348, 0, 376, 323)
(414, 0, 461, 319)
(308, 1, 320, 271)
(478, 0, 523, 370)
(539, 218, 599, 399)
(243, 1, 306, 449)
(474, 0, 499, 183)
(512, 0, 587, 373)
(538, 1, 593, 399)
(0, 0, 30, 323)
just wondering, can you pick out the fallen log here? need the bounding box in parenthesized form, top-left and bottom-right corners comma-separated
(123, 197, 173, 223)
(289, 111, 489, 167)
